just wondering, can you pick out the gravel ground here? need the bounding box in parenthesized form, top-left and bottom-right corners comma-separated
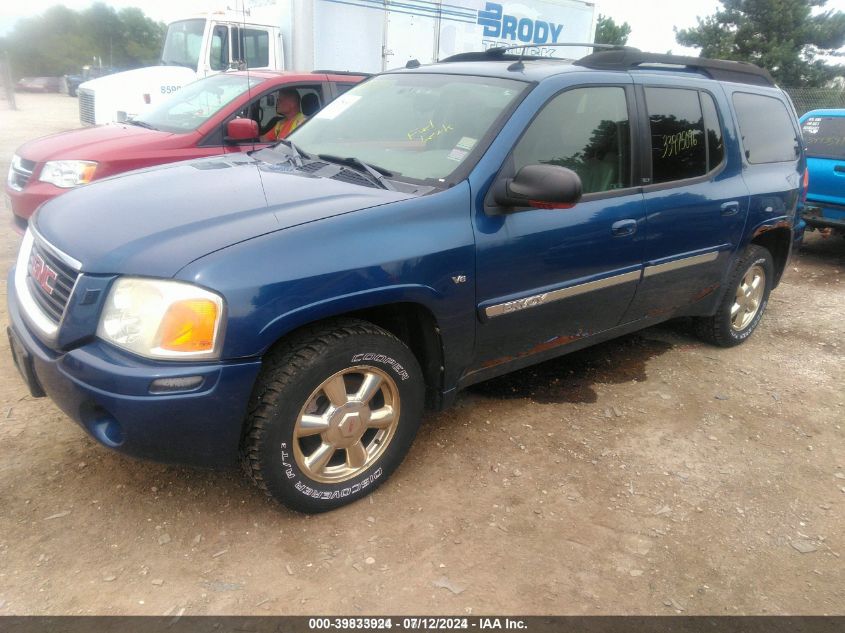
(0, 94, 842, 616)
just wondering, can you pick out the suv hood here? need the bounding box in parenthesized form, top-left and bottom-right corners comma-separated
(18, 124, 176, 163)
(33, 154, 414, 278)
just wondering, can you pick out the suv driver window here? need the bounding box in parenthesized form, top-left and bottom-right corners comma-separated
(512, 87, 632, 194)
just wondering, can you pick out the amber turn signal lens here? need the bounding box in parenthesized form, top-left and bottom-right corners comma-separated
(157, 299, 219, 353)
(80, 163, 98, 185)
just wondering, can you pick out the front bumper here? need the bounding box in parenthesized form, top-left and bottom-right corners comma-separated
(5, 180, 62, 225)
(7, 270, 263, 468)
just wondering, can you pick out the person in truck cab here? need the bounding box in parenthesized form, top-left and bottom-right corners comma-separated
(262, 88, 306, 141)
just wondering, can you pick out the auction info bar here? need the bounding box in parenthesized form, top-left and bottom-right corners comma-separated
(0, 617, 843, 633)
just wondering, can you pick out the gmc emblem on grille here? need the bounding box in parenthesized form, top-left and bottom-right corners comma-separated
(29, 253, 58, 295)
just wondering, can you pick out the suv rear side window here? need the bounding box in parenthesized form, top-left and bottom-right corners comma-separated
(801, 115, 845, 159)
(733, 93, 798, 163)
(512, 86, 631, 194)
(645, 87, 706, 184)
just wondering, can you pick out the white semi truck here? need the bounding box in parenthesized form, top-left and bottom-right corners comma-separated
(78, 0, 597, 126)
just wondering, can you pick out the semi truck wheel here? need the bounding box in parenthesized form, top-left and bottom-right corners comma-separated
(240, 318, 424, 513)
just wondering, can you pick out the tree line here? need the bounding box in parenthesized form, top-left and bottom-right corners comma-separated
(596, 0, 845, 87)
(0, 3, 164, 78)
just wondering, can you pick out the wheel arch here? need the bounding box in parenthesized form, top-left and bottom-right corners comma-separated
(259, 294, 446, 409)
(748, 222, 792, 288)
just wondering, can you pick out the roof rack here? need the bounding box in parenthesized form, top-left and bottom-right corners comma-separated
(574, 50, 774, 86)
(441, 43, 635, 68)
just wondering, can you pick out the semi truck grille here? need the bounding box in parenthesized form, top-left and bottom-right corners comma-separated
(78, 88, 95, 126)
(26, 238, 80, 323)
(7, 156, 35, 191)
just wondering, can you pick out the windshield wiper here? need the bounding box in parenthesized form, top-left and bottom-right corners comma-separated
(317, 154, 396, 191)
(263, 139, 311, 169)
(276, 139, 312, 163)
(125, 119, 157, 130)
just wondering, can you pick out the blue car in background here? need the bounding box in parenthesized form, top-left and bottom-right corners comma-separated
(800, 109, 845, 236)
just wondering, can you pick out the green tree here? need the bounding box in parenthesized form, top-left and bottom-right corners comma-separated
(594, 14, 631, 46)
(676, 0, 845, 86)
(118, 8, 165, 67)
(4, 3, 164, 78)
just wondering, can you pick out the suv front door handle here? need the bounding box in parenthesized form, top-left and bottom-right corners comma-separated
(611, 219, 638, 237)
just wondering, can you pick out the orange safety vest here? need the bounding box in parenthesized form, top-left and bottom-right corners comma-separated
(267, 112, 306, 141)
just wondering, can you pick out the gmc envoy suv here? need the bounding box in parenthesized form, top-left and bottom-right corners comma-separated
(8, 48, 806, 512)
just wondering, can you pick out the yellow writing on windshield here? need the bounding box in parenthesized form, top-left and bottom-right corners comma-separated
(408, 120, 454, 142)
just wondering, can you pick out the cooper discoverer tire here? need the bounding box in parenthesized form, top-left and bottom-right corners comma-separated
(240, 318, 424, 513)
(694, 245, 774, 347)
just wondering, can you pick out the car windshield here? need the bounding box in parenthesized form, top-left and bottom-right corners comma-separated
(161, 19, 206, 69)
(801, 115, 845, 160)
(134, 73, 264, 133)
(289, 73, 527, 182)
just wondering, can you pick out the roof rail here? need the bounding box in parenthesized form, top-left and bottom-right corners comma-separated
(440, 43, 635, 67)
(574, 50, 774, 86)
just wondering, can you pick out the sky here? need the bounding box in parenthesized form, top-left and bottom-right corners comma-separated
(2, 0, 845, 59)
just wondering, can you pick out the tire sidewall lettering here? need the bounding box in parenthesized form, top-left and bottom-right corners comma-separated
(351, 352, 409, 381)
(281, 441, 385, 500)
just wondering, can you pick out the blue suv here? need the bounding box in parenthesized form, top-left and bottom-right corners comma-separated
(7, 48, 806, 512)
(800, 108, 845, 236)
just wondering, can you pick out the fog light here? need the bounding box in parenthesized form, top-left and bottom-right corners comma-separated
(149, 376, 204, 394)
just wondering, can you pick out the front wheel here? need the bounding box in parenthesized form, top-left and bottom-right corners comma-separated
(694, 245, 774, 347)
(240, 319, 424, 513)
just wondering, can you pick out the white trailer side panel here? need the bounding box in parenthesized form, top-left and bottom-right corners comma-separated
(312, 1, 385, 72)
(440, 0, 597, 60)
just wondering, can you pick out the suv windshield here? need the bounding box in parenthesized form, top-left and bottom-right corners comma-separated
(801, 115, 845, 160)
(290, 73, 527, 181)
(161, 19, 206, 69)
(134, 73, 264, 133)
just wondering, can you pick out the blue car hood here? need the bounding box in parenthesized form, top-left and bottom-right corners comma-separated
(34, 154, 414, 278)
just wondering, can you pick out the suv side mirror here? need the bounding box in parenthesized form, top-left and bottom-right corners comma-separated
(493, 164, 582, 210)
(225, 118, 259, 143)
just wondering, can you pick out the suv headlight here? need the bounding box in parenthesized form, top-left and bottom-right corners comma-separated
(38, 160, 98, 188)
(97, 278, 225, 360)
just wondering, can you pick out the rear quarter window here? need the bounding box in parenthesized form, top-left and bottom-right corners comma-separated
(733, 93, 799, 164)
(801, 115, 845, 159)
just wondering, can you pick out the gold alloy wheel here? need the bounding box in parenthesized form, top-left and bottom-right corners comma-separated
(730, 264, 766, 332)
(292, 366, 401, 484)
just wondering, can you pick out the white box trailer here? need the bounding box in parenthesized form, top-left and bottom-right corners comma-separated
(78, 0, 596, 125)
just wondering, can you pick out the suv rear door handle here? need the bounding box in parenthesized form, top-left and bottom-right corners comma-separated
(611, 219, 637, 237)
(721, 201, 741, 216)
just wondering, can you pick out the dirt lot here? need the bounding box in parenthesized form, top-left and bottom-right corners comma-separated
(0, 94, 842, 616)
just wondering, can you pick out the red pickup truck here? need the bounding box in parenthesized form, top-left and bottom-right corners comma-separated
(5, 70, 365, 231)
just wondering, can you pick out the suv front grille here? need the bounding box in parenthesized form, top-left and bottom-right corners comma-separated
(7, 156, 35, 191)
(78, 88, 95, 126)
(26, 238, 80, 323)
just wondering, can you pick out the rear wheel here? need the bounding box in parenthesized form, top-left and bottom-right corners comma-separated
(240, 319, 424, 513)
(694, 245, 774, 347)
